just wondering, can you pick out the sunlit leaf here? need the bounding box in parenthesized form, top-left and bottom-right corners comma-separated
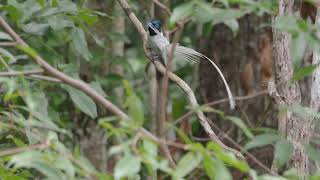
(207, 142, 249, 172)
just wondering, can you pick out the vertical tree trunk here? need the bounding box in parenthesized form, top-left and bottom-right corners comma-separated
(310, 7, 320, 174)
(272, 0, 313, 176)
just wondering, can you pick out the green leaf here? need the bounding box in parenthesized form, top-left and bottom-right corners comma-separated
(0, 47, 16, 63)
(174, 152, 202, 178)
(9, 151, 65, 180)
(124, 81, 144, 125)
(258, 175, 288, 180)
(78, 9, 98, 25)
(90, 81, 107, 97)
(48, 15, 74, 31)
(143, 140, 157, 157)
(21, 23, 49, 35)
(16, 45, 38, 58)
(292, 65, 317, 82)
(0, 31, 13, 41)
(207, 142, 249, 172)
(170, 2, 194, 24)
(244, 133, 281, 150)
(199, 144, 232, 180)
(203, 153, 215, 179)
(62, 85, 97, 118)
(194, 2, 214, 23)
(71, 27, 92, 61)
(114, 153, 141, 179)
(53, 156, 75, 178)
(224, 19, 239, 36)
(211, 8, 245, 25)
(274, 139, 293, 168)
(274, 14, 299, 34)
(305, 144, 320, 162)
(212, 158, 232, 180)
(225, 116, 253, 139)
(283, 168, 301, 180)
(290, 34, 307, 70)
(289, 104, 320, 120)
(6, 135, 26, 147)
(58, 0, 78, 13)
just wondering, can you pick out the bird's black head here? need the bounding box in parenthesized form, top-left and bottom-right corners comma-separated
(148, 20, 162, 36)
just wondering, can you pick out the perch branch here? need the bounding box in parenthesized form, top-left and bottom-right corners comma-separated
(0, 69, 44, 76)
(0, 17, 128, 120)
(117, 0, 244, 159)
(152, 0, 171, 16)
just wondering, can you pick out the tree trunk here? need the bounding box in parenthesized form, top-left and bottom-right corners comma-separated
(272, 0, 312, 176)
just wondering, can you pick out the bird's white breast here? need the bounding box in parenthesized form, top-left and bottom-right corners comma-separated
(149, 34, 170, 54)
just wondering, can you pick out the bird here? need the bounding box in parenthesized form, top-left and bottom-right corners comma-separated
(147, 19, 236, 109)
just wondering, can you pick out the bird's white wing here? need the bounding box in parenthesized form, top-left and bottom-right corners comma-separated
(166, 45, 236, 109)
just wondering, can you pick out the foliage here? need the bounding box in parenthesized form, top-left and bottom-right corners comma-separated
(0, 0, 320, 179)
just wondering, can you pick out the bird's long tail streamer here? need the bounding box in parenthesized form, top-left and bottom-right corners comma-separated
(174, 46, 236, 109)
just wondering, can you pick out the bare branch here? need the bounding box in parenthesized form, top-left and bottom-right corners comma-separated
(0, 41, 17, 47)
(176, 90, 268, 125)
(153, 0, 171, 16)
(0, 17, 128, 120)
(0, 69, 44, 76)
(27, 74, 62, 82)
(0, 140, 49, 157)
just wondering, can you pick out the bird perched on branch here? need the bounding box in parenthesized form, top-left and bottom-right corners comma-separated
(147, 19, 236, 109)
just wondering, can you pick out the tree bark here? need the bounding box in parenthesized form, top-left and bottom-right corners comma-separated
(272, 0, 313, 176)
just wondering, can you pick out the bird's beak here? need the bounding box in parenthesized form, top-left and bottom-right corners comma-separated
(148, 23, 154, 29)
(148, 23, 160, 34)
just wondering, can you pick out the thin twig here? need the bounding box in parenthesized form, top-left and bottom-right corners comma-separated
(152, 0, 171, 16)
(0, 17, 128, 119)
(0, 56, 12, 71)
(0, 41, 17, 46)
(0, 140, 49, 157)
(139, 128, 188, 150)
(0, 69, 44, 76)
(27, 74, 61, 82)
(176, 90, 268, 125)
